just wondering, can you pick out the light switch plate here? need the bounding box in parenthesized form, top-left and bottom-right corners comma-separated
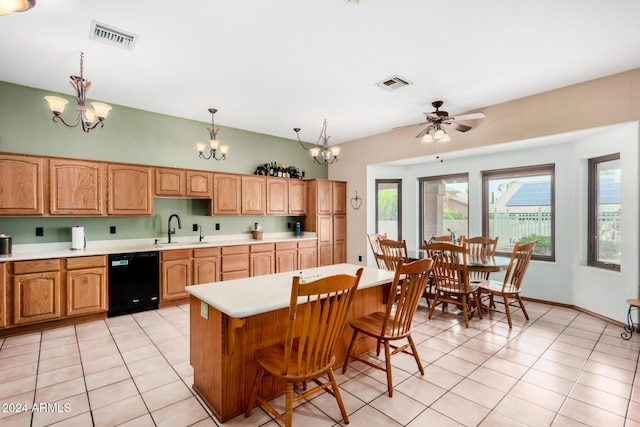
(200, 301, 209, 320)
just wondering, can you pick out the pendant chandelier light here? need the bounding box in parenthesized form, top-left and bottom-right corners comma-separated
(0, 0, 35, 15)
(44, 53, 112, 133)
(293, 119, 340, 165)
(196, 108, 228, 161)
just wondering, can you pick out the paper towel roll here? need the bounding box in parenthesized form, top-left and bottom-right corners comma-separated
(72, 227, 85, 250)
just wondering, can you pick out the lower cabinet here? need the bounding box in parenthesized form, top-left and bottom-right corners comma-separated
(298, 240, 318, 269)
(221, 245, 249, 280)
(161, 249, 191, 301)
(13, 259, 62, 325)
(192, 247, 220, 284)
(66, 256, 107, 317)
(275, 242, 297, 273)
(250, 243, 275, 277)
(0, 263, 6, 328)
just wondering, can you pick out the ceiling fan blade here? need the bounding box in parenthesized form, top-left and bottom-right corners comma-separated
(448, 112, 485, 121)
(392, 121, 429, 130)
(444, 121, 472, 132)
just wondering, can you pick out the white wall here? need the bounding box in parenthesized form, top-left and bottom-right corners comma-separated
(366, 122, 639, 322)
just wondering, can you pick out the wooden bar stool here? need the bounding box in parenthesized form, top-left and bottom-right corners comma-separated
(622, 298, 640, 340)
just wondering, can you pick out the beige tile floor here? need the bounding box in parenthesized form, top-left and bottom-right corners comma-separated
(1, 299, 639, 427)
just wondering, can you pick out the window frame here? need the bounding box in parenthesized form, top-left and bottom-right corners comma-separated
(587, 153, 621, 271)
(481, 164, 555, 262)
(418, 173, 469, 249)
(375, 179, 402, 241)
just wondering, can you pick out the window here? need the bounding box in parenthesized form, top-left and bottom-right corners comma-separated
(482, 164, 555, 261)
(588, 154, 621, 271)
(375, 179, 402, 241)
(419, 173, 468, 248)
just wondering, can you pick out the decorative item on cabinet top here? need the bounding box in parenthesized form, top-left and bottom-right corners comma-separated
(254, 162, 304, 179)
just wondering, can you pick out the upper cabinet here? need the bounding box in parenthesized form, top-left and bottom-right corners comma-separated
(332, 181, 347, 214)
(50, 159, 106, 216)
(288, 180, 307, 216)
(316, 180, 333, 214)
(155, 168, 186, 197)
(212, 173, 242, 216)
(107, 164, 153, 216)
(266, 178, 288, 215)
(0, 154, 44, 216)
(242, 176, 266, 215)
(186, 171, 212, 198)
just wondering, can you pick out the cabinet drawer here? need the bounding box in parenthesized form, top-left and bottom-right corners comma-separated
(221, 254, 249, 273)
(193, 247, 220, 258)
(298, 240, 317, 249)
(66, 255, 107, 270)
(250, 243, 274, 253)
(221, 245, 249, 255)
(221, 270, 249, 281)
(14, 259, 61, 275)
(275, 241, 297, 251)
(161, 249, 190, 262)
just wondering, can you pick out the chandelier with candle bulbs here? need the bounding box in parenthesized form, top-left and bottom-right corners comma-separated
(44, 53, 112, 133)
(294, 119, 341, 165)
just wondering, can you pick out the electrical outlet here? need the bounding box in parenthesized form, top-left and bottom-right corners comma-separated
(215, 223, 220, 231)
(200, 301, 209, 320)
(35, 227, 43, 236)
(287, 222, 291, 229)
(358, 255, 362, 262)
(193, 224, 198, 232)
(110, 226, 116, 234)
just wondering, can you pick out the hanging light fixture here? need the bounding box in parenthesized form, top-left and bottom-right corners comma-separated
(196, 108, 228, 161)
(0, 0, 35, 15)
(293, 119, 340, 165)
(420, 123, 451, 143)
(44, 53, 112, 133)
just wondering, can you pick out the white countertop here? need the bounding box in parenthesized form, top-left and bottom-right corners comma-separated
(186, 264, 395, 318)
(0, 232, 317, 262)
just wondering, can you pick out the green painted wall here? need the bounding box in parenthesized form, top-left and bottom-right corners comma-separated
(0, 81, 326, 244)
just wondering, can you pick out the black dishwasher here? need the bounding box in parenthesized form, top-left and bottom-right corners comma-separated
(108, 251, 160, 317)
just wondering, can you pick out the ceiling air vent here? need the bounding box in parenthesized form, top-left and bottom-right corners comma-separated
(375, 75, 412, 92)
(89, 20, 138, 51)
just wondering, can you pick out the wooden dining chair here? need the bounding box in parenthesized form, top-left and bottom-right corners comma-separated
(379, 238, 409, 271)
(478, 241, 537, 328)
(342, 258, 433, 397)
(244, 269, 363, 427)
(367, 232, 387, 269)
(425, 241, 484, 328)
(460, 236, 499, 280)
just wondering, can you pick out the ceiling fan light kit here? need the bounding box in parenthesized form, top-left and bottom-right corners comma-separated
(294, 119, 340, 165)
(0, 0, 35, 15)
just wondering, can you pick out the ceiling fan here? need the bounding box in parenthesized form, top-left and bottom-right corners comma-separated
(397, 100, 486, 141)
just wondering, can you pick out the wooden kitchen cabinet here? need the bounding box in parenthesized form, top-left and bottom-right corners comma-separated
(221, 245, 249, 280)
(0, 263, 6, 328)
(187, 171, 212, 198)
(155, 168, 186, 197)
(161, 249, 191, 301)
(297, 240, 318, 269)
(49, 159, 106, 216)
(242, 176, 266, 215)
(250, 243, 275, 277)
(193, 247, 220, 284)
(65, 255, 107, 316)
(266, 178, 288, 215)
(12, 259, 62, 325)
(212, 173, 242, 215)
(275, 241, 297, 273)
(333, 214, 346, 263)
(288, 180, 307, 216)
(316, 180, 333, 214)
(107, 164, 153, 215)
(317, 215, 333, 266)
(332, 181, 347, 214)
(303, 179, 346, 266)
(0, 153, 45, 215)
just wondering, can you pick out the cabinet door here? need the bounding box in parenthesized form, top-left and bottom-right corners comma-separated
(0, 263, 6, 328)
(0, 154, 44, 215)
(193, 256, 220, 284)
(250, 252, 274, 277)
(275, 250, 296, 273)
(298, 247, 318, 269)
(288, 180, 307, 216)
(161, 258, 191, 301)
(155, 168, 185, 197)
(317, 215, 333, 266)
(332, 181, 347, 215)
(242, 176, 266, 215)
(50, 159, 106, 215)
(186, 171, 212, 198)
(107, 164, 153, 215)
(13, 272, 62, 325)
(266, 178, 288, 215)
(317, 180, 333, 215)
(213, 173, 242, 215)
(67, 267, 107, 316)
(333, 214, 346, 264)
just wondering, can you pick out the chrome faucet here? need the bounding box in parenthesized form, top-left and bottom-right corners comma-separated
(168, 214, 182, 243)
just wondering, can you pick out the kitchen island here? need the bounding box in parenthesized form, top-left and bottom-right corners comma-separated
(186, 263, 395, 423)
